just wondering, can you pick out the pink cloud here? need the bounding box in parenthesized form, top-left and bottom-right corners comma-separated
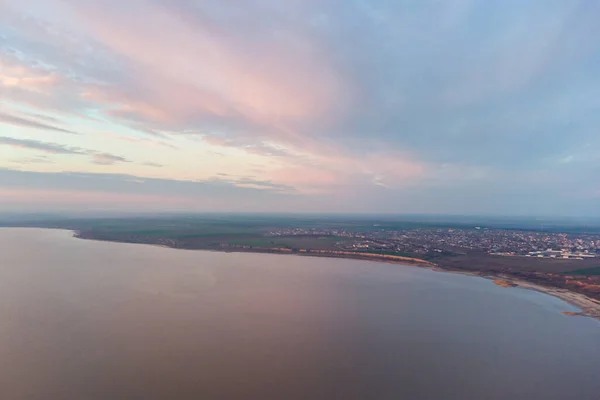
(267, 151, 427, 193)
(0, 57, 61, 92)
(1, 1, 429, 196)
(65, 0, 348, 134)
(269, 166, 343, 191)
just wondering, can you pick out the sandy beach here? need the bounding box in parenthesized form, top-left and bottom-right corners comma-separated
(497, 278, 600, 320)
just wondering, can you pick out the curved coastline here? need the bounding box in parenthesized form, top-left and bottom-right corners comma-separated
(69, 229, 600, 321)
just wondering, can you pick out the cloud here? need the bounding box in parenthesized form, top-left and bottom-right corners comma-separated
(0, 163, 598, 216)
(0, 188, 200, 210)
(0, 54, 61, 90)
(0, 136, 130, 166)
(0, 168, 305, 212)
(69, 0, 347, 124)
(1, 0, 350, 153)
(10, 156, 54, 165)
(0, 168, 295, 196)
(0, 136, 87, 155)
(201, 134, 295, 157)
(91, 153, 130, 165)
(229, 177, 295, 192)
(19, 112, 61, 123)
(1, 0, 600, 214)
(117, 136, 178, 150)
(142, 162, 164, 168)
(0, 112, 77, 134)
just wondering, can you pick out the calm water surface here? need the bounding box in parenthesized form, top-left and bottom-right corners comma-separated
(1, 228, 599, 399)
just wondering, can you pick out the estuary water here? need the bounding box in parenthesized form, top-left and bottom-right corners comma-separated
(0, 228, 599, 399)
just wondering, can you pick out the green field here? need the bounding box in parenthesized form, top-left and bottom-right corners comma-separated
(569, 266, 600, 276)
(227, 236, 347, 250)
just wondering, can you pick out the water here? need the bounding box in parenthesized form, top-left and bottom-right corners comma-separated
(0, 228, 599, 399)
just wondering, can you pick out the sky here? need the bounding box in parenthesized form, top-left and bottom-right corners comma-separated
(1, 0, 599, 216)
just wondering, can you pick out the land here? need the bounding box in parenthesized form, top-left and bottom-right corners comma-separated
(493, 279, 518, 288)
(2, 213, 600, 319)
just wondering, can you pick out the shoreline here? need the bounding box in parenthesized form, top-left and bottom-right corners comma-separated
(488, 277, 600, 320)
(72, 231, 600, 321)
(26, 228, 600, 322)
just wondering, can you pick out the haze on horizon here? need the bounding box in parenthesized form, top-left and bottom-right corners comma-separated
(1, 1, 599, 216)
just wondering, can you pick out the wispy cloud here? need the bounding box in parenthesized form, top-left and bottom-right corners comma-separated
(229, 177, 295, 192)
(0, 136, 130, 166)
(0, 112, 77, 134)
(0, 136, 87, 155)
(91, 153, 130, 165)
(142, 162, 164, 168)
(10, 156, 54, 165)
(1, 0, 600, 214)
(0, 168, 303, 212)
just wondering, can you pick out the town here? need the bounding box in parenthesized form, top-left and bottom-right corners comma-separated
(267, 226, 600, 259)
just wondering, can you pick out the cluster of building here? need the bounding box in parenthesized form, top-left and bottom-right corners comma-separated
(267, 228, 356, 237)
(525, 249, 597, 259)
(267, 226, 600, 258)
